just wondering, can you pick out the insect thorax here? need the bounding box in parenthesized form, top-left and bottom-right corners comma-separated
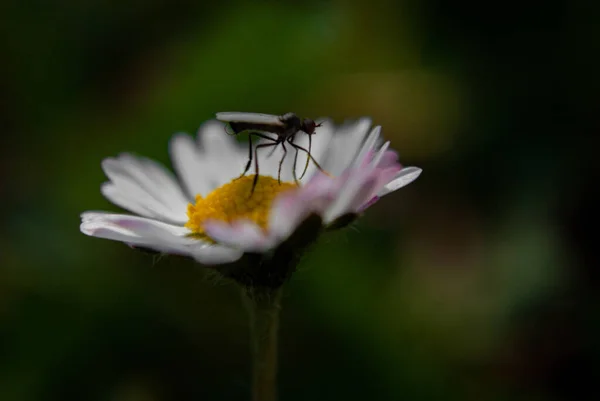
(279, 113, 302, 138)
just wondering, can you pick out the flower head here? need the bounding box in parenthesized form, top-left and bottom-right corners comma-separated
(80, 117, 421, 287)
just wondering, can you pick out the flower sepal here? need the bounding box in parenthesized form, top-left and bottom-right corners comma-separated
(215, 213, 323, 290)
(326, 212, 360, 232)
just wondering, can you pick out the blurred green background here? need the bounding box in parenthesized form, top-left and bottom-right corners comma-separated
(2, 0, 598, 400)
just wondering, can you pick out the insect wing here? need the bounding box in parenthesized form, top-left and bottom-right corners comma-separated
(216, 112, 284, 126)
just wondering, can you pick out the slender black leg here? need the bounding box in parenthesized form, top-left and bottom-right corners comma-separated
(292, 148, 300, 185)
(236, 133, 253, 180)
(267, 144, 278, 158)
(251, 142, 279, 196)
(236, 132, 278, 180)
(277, 142, 287, 184)
(288, 138, 326, 173)
(288, 133, 299, 185)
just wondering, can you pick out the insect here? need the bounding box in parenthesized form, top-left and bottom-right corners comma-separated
(215, 112, 325, 194)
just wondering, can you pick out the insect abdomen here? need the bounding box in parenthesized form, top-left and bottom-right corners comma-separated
(229, 122, 285, 135)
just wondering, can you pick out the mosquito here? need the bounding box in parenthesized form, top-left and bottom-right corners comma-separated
(216, 112, 325, 194)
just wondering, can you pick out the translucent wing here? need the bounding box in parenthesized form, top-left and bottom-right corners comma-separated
(216, 112, 284, 126)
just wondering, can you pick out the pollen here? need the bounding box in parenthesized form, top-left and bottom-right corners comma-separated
(185, 175, 297, 240)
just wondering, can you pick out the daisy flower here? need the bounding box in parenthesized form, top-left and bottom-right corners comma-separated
(80, 116, 421, 287)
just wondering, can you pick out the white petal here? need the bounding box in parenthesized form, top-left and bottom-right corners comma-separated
(169, 133, 210, 198)
(352, 126, 380, 168)
(80, 212, 194, 253)
(346, 174, 380, 212)
(81, 212, 244, 265)
(322, 170, 371, 223)
(197, 121, 246, 189)
(101, 183, 165, 221)
(322, 118, 372, 175)
(378, 167, 422, 196)
(203, 219, 272, 252)
(117, 154, 189, 211)
(101, 155, 188, 224)
(322, 127, 381, 222)
(188, 242, 244, 264)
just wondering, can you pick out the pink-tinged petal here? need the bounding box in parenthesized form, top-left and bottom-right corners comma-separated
(370, 141, 390, 167)
(323, 126, 384, 221)
(302, 170, 342, 198)
(268, 182, 334, 243)
(203, 219, 271, 252)
(324, 126, 390, 223)
(358, 196, 380, 212)
(375, 165, 404, 190)
(268, 192, 309, 242)
(323, 168, 372, 223)
(378, 167, 423, 196)
(378, 150, 401, 169)
(298, 180, 339, 214)
(360, 150, 376, 168)
(352, 165, 404, 212)
(346, 171, 381, 212)
(351, 126, 380, 169)
(360, 145, 401, 170)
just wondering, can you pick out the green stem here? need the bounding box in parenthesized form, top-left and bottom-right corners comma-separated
(244, 287, 283, 401)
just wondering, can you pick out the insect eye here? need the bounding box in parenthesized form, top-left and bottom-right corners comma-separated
(303, 119, 317, 134)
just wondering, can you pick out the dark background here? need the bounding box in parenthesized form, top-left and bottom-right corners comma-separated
(1, 0, 598, 400)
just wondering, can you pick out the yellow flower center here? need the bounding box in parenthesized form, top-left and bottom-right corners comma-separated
(185, 175, 297, 241)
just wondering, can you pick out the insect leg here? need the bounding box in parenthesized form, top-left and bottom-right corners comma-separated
(235, 133, 253, 180)
(277, 142, 288, 184)
(292, 147, 300, 185)
(288, 137, 326, 174)
(267, 144, 279, 158)
(288, 134, 300, 185)
(251, 141, 279, 196)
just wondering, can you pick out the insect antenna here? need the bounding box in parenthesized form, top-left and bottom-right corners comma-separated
(299, 134, 312, 180)
(292, 148, 300, 185)
(299, 120, 323, 179)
